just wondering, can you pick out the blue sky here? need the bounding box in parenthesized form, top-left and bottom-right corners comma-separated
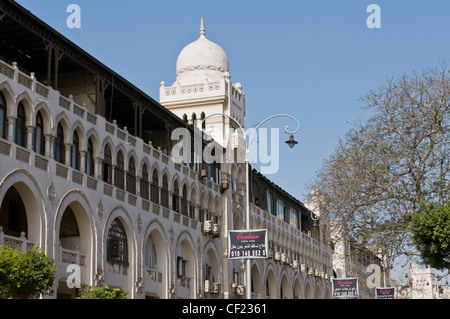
(14, 0, 450, 205)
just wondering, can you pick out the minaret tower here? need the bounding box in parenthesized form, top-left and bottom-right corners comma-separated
(160, 19, 247, 299)
(160, 19, 246, 147)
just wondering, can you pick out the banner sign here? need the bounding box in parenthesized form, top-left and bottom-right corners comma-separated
(228, 229, 268, 259)
(375, 287, 396, 299)
(332, 278, 359, 298)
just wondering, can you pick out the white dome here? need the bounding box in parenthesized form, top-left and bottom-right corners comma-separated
(175, 19, 229, 84)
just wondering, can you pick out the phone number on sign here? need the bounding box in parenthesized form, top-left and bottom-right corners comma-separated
(230, 249, 266, 258)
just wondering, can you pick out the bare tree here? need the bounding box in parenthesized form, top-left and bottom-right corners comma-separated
(308, 62, 450, 265)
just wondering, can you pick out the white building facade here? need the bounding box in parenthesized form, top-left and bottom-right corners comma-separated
(0, 1, 333, 299)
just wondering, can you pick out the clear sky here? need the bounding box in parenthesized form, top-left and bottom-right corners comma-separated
(14, 0, 450, 205)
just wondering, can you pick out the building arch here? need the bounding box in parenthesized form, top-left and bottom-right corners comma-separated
(142, 220, 170, 298)
(174, 230, 196, 298)
(53, 189, 97, 287)
(100, 136, 115, 160)
(189, 183, 199, 204)
(304, 278, 314, 299)
(0, 80, 15, 118)
(324, 285, 332, 299)
(293, 275, 302, 299)
(71, 120, 86, 151)
(103, 206, 137, 296)
(53, 112, 71, 142)
(280, 272, 291, 299)
(126, 149, 139, 167)
(33, 101, 53, 134)
(264, 267, 277, 299)
(14, 90, 33, 126)
(315, 282, 323, 299)
(202, 241, 221, 298)
(0, 169, 46, 250)
(250, 263, 263, 298)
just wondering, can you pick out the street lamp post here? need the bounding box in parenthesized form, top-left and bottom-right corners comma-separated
(200, 113, 300, 299)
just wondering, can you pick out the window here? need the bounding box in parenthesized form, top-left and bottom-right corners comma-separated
(289, 208, 299, 229)
(188, 201, 195, 219)
(172, 181, 179, 212)
(0, 92, 6, 139)
(140, 164, 150, 200)
(267, 192, 274, 215)
(233, 270, 240, 285)
(115, 151, 124, 189)
(15, 102, 26, 147)
(177, 256, 186, 277)
(34, 112, 45, 155)
(103, 145, 112, 183)
(276, 199, 285, 221)
(107, 218, 128, 265)
(151, 170, 159, 204)
(55, 123, 65, 164)
(181, 185, 188, 216)
(127, 158, 136, 194)
(146, 236, 157, 270)
(161, 175, 169, 208)
(86, 138, 94, 177)
(71, 130, 80, 170)
(204, 264, 214, 282)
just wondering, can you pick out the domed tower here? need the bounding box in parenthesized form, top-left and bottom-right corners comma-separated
(160, 19, 245, 147)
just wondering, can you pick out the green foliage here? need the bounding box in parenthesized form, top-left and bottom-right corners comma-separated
(410, 201, 450, 270)
(76, 283, 129, 299)
(0, 246, 56, 299)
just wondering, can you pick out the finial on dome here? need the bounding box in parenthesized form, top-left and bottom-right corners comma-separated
(200, 18, 205, 37)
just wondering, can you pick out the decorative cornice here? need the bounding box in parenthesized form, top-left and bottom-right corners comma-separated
(176, 65, 227, 77)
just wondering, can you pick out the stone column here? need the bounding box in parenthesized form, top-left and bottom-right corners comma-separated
(79, 150, 86, 173)
(64, 143, 71, 166)
(7, 117, 14, 142)
(26, 126, 33, 150)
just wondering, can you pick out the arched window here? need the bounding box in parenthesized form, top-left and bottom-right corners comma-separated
(172, 181, 179, 212)
(34, 112, 45, 155)
(161, 175, 169, 208)
(86, 138, 94, 177)
(71, 130, 80, 170)
(107, 218, 128, 270)
(0, 92, 7, 139)
(115, 151, 125, 189)
(55, 123, 65, 164)
(103, 145, 112, 183)
(15, 102, 26, 147)
(140, 164, 150, 200)
(151, 170, 159, 204)
(126, 158, 136, 194)
(181, 185, 188, 216)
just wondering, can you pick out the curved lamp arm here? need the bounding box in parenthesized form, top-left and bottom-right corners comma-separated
(200, 113, 300, 151)
(248, 114, 300, 150)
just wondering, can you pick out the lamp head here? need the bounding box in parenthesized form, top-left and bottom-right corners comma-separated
(285, 134, 298, 148)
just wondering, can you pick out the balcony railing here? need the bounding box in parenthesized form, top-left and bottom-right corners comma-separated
(146, 268, 163, 283)
(59, 244, 86, 266)
(0, 227, 35, 252)
(177, 276, 191, 288)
